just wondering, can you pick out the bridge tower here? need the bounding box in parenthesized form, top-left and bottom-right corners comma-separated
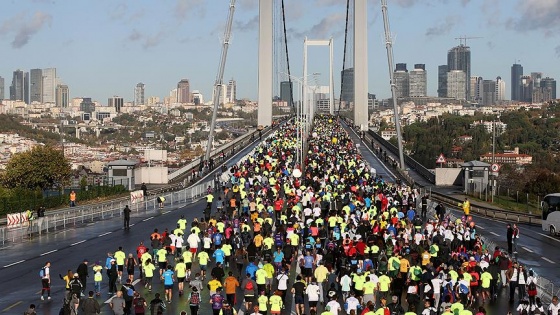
(257, 0, 273, 128)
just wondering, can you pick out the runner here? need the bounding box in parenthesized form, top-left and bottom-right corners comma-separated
(40, 261, 51, 300)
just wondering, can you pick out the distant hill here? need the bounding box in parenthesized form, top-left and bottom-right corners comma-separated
(0, 114, 62, 145)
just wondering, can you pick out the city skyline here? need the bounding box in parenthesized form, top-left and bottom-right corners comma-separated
(0, 0, 559, 103)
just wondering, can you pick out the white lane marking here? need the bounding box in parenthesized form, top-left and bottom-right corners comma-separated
(104, 295, 114, 304)
(130, 224, 135, 227)
(142, 217, 154, 222)
(490, 232, 500, 236)
(522, 246, 533, 253)
(71, 240, 86, 246)
(477, 226, 485, 230)
(542, 257, 556, 264)
(537, 232, 560, 243)
(162, 211, 170, 214)
(40, 249, 58, 256)
(3, 260, 25, 268)
(132, 279, 141, 285)
(98, 232, 112, 237)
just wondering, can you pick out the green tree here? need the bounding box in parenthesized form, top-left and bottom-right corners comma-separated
(2, 146, 72, 190)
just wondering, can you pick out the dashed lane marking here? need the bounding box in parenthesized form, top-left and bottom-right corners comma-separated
(477, 226, 485, 230)
(162, 211, 170, 214)
(490, 232, 500, 236)
(537, 232, 560, 243)
(71, 240, 86, 246)
(522, 246, 533, 253)
(542, 257, 556, 264)
(3, 260, 25, 268)
(98, 232, 112, 237)
(142, 217, 154, 222)
(2, 300, 22, 312)
(40, 249, 57, 256)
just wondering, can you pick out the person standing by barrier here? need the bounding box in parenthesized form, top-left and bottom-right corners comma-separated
(70, 190, 77, 207)
(123, 205, 131, 229)
(141, 183, 148, 201)
(506, 224, 514, 255)
(512, 223, 520, 254)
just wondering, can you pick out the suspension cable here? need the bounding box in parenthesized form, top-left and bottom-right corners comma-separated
(337, 0, 351, 117)
(281, 0, 295, 110)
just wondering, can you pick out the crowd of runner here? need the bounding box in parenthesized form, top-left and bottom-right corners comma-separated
(40, 114, 560, 315)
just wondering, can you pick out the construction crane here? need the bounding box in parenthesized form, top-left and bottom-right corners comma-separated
(455, 36, 482, 46)
(380, 0, 405, 171)
(205, 0, 236, 161)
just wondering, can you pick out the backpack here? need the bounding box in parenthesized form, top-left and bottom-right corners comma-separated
(391, 259, 400, 270)
(124, 285, 134, 297)
(528, 281, 537, 291)
(429, 245, 437, 255)
(459, 283, 469, 294)
(428, 307, 437, 315)
(413, 267, 422, 277)
(189, 291, 200, 305)
(245, 280, 254, 291)
(384, 307, 390, 315)
(39, 267, 45, 278)
(135, 297, 145, 307)
(520, 305, 528, 315)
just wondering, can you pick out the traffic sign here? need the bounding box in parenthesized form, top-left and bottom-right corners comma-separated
(436, 153, 446, 164)
(491, 163, 500, 172)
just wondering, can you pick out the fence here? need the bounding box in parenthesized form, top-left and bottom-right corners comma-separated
(0, 178, 214, 247)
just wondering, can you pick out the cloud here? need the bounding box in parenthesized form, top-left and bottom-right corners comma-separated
(509, 0, 560, 35)
(556, 45, 560, 57)
(461, 0, 471, 6)
(306, 13, 346, 38)
(143, 31, 167, 49)
(234, 15, 258, 32)
(174, 0, 205, 20)
(486, 41, 495, 49)
(1, 11, 53, 49)
(238, 0, 257, 11)
(109, 3, 128, 20)
(425, 15, 461, 37)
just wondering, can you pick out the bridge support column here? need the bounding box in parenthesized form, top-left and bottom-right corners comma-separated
(257, 0, 273, 128)
(354, 0, 369, 131)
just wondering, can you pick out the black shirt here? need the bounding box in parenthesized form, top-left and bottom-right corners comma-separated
(292, 281, 306, 297)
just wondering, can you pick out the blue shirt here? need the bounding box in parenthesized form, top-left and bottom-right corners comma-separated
(246, 263, 258, 278)
(162, 270, 174, 285)
(303, 255, 314, 268)
(273, 251, 284, 263)
(213, 233, 223, 246)
(213, 249, 225, 264)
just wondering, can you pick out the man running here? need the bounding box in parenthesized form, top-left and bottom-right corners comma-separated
(40, 262, 51, 300)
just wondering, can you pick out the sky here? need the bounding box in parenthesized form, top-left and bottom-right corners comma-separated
(0, 0, 559, 104)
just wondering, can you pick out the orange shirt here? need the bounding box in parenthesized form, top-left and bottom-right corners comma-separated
(224, 276, 240, 294)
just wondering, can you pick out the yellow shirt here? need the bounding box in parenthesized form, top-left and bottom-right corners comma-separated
(182, 250, 193, 263)
(378, 275, 391, 292)
(256, 268, 267, 285)
(269, 295, 283, 312)
(399, 258, 410, 273)
(258, 295, 268, 311)
(363, 281, 376, 294)
(114, 251, 126, 265)
(175, 262, 187, 278)
(314, 266, 329, 283)
(198, 251, 210, 265)
(208, 279, 222, 292)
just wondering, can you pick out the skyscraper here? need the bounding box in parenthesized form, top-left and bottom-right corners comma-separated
(24, 71, 29, 104)
(520, 76, 532, 102)
(0, 76, 4, 100)
(30, 69, 43, 103)
(42, 68, 56, 103)
(447, 45, 471, 99)
(340, 68, 354, 103)
(177, 79, 190, 104)
(280, 81, 293, 105)
(10, 70, 25, 101)
(393, 63, 409, 98)
(109, 96, 124, 113)
(437, 65, 448, 98)
(481, 80, 496, 106)
(409, 64, 427, 97)
(135, 83, 145, 106)
(80, 98, 95, 113)
(511, 63, 523, 101)
(56, 84, 69, 108)
(470, 76, 483, 102)
(226, 79, 236, 103)
(447, 70, 467, 100)
(496, 76, 506, 101)
(541, 77, 557, 100)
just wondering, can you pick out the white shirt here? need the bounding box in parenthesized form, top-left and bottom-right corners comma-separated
(326, 300, 341, 315)
(550, 302, 560, 315)
(305, 283, 320, 301)
(431, 278, 443, 294)
(340, 275, 352, 291)
(345, 296, 360, 312)
(277, 273, 289, 290)
(203, 237, 212, 249)
(187, 233, 201, 248)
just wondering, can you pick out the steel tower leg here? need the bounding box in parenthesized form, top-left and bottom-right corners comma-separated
(257, 0, 273, 128)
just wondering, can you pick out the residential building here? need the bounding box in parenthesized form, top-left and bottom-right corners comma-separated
(109, 96, 124, 113)
(381, 129, 398, 140)
(177, 79, 190, 103)
(135, 83, 145, 105)
(226, 79, 236, 103)
(447, 70, 467, 100)
(496, 76, 506, 101)
(80, 98, 95, 113)
(481, 80, 496, 106)
(479, 147, 532, 165)
(55, 84, 69, 108)
(393, 63, 409, 98)
(30, 68, 43, 103)
(437, 65, 448, 98)
(42, 68, 56, 103)
(191, 90, 203, 105)
(447, 44, 471, 98)
(511, 63, 523, 101)
(409, 64, 427, 97)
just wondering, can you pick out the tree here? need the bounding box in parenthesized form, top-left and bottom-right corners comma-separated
(2, 145, 72, 190)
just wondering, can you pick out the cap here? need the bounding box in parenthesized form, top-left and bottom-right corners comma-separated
(110, 259, 116, 262)
(83, 259, 89, 262)
(73, 273, 79, 277)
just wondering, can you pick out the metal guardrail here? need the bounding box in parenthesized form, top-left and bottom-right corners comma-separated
(0, 180, 213, 247)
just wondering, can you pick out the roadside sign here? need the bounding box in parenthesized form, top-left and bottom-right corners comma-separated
(436, 153, 446, 164)
(491, 163, 500, 172)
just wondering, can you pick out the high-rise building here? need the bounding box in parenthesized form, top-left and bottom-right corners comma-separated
(0, 76, 4, 100)
(135, 83, 145, 106)
(226, 79, 236, 103)
(447, 45, 471, 99)
(30, 69, 43, 103)
(496, 76, 506, 101)
(481, 80, 496, 106)
(177, 79, 190, 103)
(55, 84, 69, 108)
(540, 77, 557, 100)
(10, 70, 25, 101)
(280, 81, 293, 105)
(531, 72, 543, 89)
(24, 71, 29, 104)
(393, 63, 409, 98)
(80, 98, 95, 113)
(447, 70, 467, 100)
(191, 91, 203, 105)
(109, 96, 124, 113)
(409, 64, 427, 97)
(520, 75, 532, 102)
(42, 68, 56, 103)
(340, 68, 354, 103)
(470, 76, 483, 103)
(511, 63, 523, 101)
(437, 65, 448, 98)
